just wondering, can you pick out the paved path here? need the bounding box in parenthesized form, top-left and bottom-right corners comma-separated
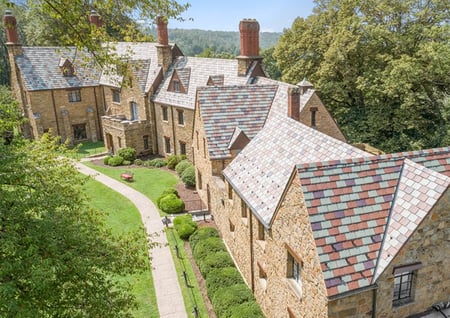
(76, 163, 187, 318)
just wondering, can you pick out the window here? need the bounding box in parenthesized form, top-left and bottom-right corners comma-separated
(258, 221, 265, 241)
(143, 135, 149, 150)
(112, 89, 120, 103)
(68, 89, 81, 102)
(288, 251, 302, 285)
(131, 102, 139, 120)
(177, 109, 184, 125)
(310, 107, 318, 128)
(203, 137, 206, 158)
(241, 200, 247, 218)
(196, 131, 199, 149)
(393, 272, 414, 306)
(180, 141, 186, 155)
(164, 137, 171, 154)
(258, 263, 267, 291)
(227, 183, 233, 200)
(198, 171, 202, 190)
(229, 220, 235, 233)
(73, 124, 86, 140)
(162, 106, 168, 121)
(173, 80, 180, 92)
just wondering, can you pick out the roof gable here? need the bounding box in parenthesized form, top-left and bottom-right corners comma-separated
(228, 127, 250, 150)
(207, 75, 224, 86)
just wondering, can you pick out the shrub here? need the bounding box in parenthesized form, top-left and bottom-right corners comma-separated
(134, 158, 144, 165)
(212, 284, 255, 318)
(175, 159, 192, 176)
(156, 188, 179, 208)
(173, 214, 198, 240)
(189, 227, 219, 251)
(108, 155, 124, 166)
(229, 301, 265, 318)
(197, 251, 234, 278)
(122, 160, 131, 165)
(159, 193, 185, 214)
(181, 165, 196, 187)
(148, 158, 166, 167)
(103, 155, 112, 165)
(205, 267, 242, 296)
(192, 237, 226, 260)
(118, 147, 136, 162)
(167, 154, 182, 170)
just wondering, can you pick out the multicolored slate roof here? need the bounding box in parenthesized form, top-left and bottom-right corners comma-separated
(153, 56, 254, 110)
(15, 47, 101, 91)
(297, 153, 450, 297)
(198, 85, 277, 159)
(395, 147, 450, 177)
(223, 113, 367, 225)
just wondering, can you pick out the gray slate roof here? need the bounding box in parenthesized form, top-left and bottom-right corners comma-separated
(223, 113, 367, 226)
(198, 85, 278, 159)
(153, 56, 253, 110)
(15, 47, 101, 91)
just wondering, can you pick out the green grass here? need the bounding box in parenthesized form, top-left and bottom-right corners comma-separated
(166, 228, 209, 318)
(69, 141, 106, 159)
(83, 178, 158, 318)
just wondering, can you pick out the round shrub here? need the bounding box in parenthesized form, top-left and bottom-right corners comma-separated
(118, 147, 137, 162)
(189, 227, 219, 251)
(205, 267, 242, 296)
(212, 284, 255, 318)
(134, 158, 144, 165)
(103, 155, 112, 165)
(229, 301, 265, 318)
(197, 251, 235, 278)
(159, 194, 185, 214)
(122, 160, 131, 165)
(181, 166, 196, 187)
(192, 237, 226, 260)
(175, 160, 192, 176)
(173, 214, 198, 240)
(149, 158, 166, 167)
(156, 188, 179, 208)
(167, 154, 182, 170)
(108, 155, 124, 166)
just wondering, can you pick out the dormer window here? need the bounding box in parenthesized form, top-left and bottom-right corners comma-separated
(173, 80, 180, 92)
(59, 58, 74, 77)
(169, 69, 189, 93)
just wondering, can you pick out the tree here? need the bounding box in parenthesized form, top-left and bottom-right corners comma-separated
(275, 0, 450, 152)
(261, 47, 281, 80)
(0, 86, 148, 317)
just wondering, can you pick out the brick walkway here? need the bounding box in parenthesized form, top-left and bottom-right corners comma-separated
(76, 163, 187, 318)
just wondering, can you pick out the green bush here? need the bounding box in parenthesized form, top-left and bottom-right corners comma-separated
(103, 155, 112, 165)
(205, 267, 242, 296)
(159, 193, 185, 214)
(156, 188, 179, 208)
(167, 154, 182, 170)
(229, 301, 265, 318)
(175, 159, 192, 176)
(181, 166, 196, 187)
(108, 155, 124, 166)
(192, 237, 226, 261)
(118, 147, 136, 162)
(212, 284, 255, 318)
(197, 251, 235, 278)
(122, 160, 131, 165)
(134, 158, 144, 165)
(148, 158, 166, 167)
(189, 227, 219, 251)
(173, 214, 198, 240)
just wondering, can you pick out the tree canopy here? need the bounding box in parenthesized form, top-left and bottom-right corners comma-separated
(275, 0, 450, 152)
(0, 86, 148, 317)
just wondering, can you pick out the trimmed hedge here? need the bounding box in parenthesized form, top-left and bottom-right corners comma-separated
(181, 165, 196, 187)
(108, 155, 124, 166)
(159, 193, 185, 214)
(173, 214, 198, 240)
(156, 188, 179, 208)
(175, 159, 192, 176)
(229, 301, 265, 318)
(197, 251, 235, 278)
(205, 267, 242, 294)
(192, 237, 226, 261)
(189, 227, 220, 251)
(118, 147, 136, 162)
(212, 284, 255, 318)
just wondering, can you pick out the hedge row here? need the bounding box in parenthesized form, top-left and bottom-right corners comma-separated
(189, 227, 265, 318)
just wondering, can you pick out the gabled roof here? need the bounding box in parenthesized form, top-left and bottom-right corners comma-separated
(198, 85, 277, 159)
(297, 152, 450, 297)
(228, 127, 250, 150)
(15, 47, 101, 91)
(395, 147, 450, 177)
(223, 113, 367, 225)
(153, 56, 254, 110)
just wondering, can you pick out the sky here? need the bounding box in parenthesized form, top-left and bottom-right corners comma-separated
(168, 0, 316, 32)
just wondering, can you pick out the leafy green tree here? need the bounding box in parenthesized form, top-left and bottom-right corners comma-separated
(275, 0, 450, 152)
(261, 46, 281, 80)
(0, 86, 148, 317)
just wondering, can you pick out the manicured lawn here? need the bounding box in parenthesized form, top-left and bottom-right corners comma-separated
(70, 141, 106, 159)
(166, 228, 209, 318)
(83, 178, 159, 318)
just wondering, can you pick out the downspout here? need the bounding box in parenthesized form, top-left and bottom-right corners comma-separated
(170, 106, 177, 155)
(94, 86, 103, 141)
(249, 212, 255, 292)
(51, 90, 61, 136)
(372, 287, 377, 318)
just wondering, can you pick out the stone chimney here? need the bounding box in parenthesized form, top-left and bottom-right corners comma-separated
(156, 16, 172, 73)
(89, 10, 103, 28)
(3, 10, 19, 44)
(237, 19, 262, 76)
(298, 78, 314, 95)
(287, 87, 300, 121)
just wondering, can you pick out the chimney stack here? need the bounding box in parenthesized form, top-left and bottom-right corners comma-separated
(3, 10, 19, 44)
(156, 16, 169, 46)
(89, 10, 103, 28)
(288, 87, 300, 121)
(237, 19, 262, 76)
(156, 16, 172, 73)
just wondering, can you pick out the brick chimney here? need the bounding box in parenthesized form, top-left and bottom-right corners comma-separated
(237, 19, 262, 76)
(298, 78, 314, 95)
(156, 16, 172, 73)
(287, 87, 300, 121)
(89, 10, 103, 28)
(3, 10, 19, 44)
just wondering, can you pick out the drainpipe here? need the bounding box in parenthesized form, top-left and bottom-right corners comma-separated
(51, 90, 61, 136)
(249, 212, 255, 292)
(371, 287, 377, 318)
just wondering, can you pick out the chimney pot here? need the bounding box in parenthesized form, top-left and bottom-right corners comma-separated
(3, 10, 19, 44)
(156, 16, 169, 46)
(288, 87, 300, 121)
(89, 10, 103, 28)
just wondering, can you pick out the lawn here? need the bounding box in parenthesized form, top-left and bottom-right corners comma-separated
(83, 178, 159, 318)
(69, 141, 106, 159)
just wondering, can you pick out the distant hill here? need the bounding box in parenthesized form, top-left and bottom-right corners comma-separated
(148, 28, 281, 56)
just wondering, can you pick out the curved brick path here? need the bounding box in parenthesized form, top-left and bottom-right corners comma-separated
(76, 163, 187, 318)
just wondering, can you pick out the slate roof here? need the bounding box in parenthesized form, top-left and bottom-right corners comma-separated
(297, 152, 450, 297)
(223, 113, 367, 225)
(395, 147, 450, 177)
(153, 56, 254, 110)
(198, 85, 277, 159)
(15, 47, 101, 91)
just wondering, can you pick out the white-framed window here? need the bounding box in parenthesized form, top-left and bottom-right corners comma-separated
(68, 90, 81, 102)
(112, 89, 120, 103)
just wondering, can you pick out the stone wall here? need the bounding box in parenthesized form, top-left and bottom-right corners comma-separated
(299, 93, 347, 143)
